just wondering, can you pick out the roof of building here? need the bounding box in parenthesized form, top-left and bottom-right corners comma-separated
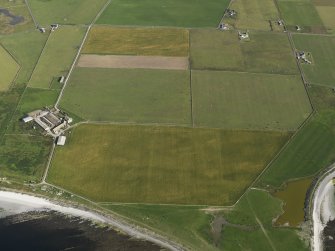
(57, 136, 66, 146)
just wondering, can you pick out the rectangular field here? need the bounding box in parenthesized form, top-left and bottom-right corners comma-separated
(96, 0, 230, 27)
(277, 0, 326, 33)
(83, 26, 189, 57)
(77, 55, 189, 70)
(29, 26, 86, 89)
(292, 34, 335, 86)
(0, 45, 19, 91)
(223, 0, 279, 31)
(48, 124, 290, 205)
(28, 0, 108, 25)
(192, 71, 311, 130)
(0, 4, 33, 34)
(60, 68, 191, 125)
(190, 30, 298, 74)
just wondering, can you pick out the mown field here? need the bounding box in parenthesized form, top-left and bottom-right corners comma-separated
(223, 0, 279, 31)
(28, 0, 108, 25)
(192, 71, 311, 130)
(258, 84, 335, 188)
(0, 3, 33, 34)
(48, 124, 290, 205)
(61, 68, 191, 125)
(190, 30, 298, 74)
(0, 30, 48, 84)
(293, 34, 335, 86)
(277, 0, 326, 33)
(29, 26, 86, 89)
(96, 0, 230, 27)
(83, 26, 189, 56)
(0, 45, 19, 91)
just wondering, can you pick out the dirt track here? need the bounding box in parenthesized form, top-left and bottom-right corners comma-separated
(77, 54, 189, 70)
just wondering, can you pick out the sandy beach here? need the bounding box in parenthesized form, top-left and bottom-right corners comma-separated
(0, 190, 183, 251)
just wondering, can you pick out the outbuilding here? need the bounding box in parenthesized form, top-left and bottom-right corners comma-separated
(22, 116, 33, 123)
(56, 136, 66, 146)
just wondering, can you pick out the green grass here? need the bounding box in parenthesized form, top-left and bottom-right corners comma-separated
(223, 0, 279, 31)
(278, 0, 326, 33)
(315, 6, 335, 33)
(60, 68, 191, 125)
(96, 0, 230, 27)
(0, 4, 34, 34)
(29, 26, 86, 89)
(258, 111, 335, 188)
(103, 204, 216, 251)
(222, 190, 308, 251)
(82, 26, 189, 57)
(0, 134, 52, 182)
(48, 124, 290, 205)
(0, 45, 19, 91)
(293, 34, 335, 86)
(28, 0, 108, 25)
(0, 30, 48, 84)
(192, 71, 312, 130)
(190, 30, 298, 74)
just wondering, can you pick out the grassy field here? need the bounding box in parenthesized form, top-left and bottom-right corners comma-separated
(190, 30, 298, 74)
(315, 6, 335, 33)
(223, 0, 279, 31)
(293, 34, 335, 86)
(192, 71, 311, 130)
(104, 204, 215, 251)
(277, 0, 326, 33)
(104, 189, 307, 250)
(82, 26, 189, 56)
(0, 4, 34, 34)
(0, 30, 48, 84)
(96, 0, 230, 27)
(0, 134, 52, 182)
(29, 26, 86, 89)
(0, 45, 19, 91)
(60, 68, 191, 125)
(222, 190, 308, 251)
(48, 124, 290, 205)
(257, 111, 335, 188)
(28, 0, 108, 25)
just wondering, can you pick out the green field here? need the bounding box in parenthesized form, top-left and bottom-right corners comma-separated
(192, 71, 311, 130)
(190, 30, 298, 74)
(0, 4, 33, 34)
(82, 26, 189, 56)
(0, 30, 47, 85)
(277, 0, 326, 33)
(29, 26, 86, 89)
(315, 6, 335, 33)
(61, 68, 191, 125)
(0, 134, 52, 182)
(96, 0, 230, 27)
(293, 34, 335, 86)
(223, 0, 279, 31)
(48, 124, 290, 205)
(28, 0, 108, 25)
(104, 204, 215, 251)
(258, 111, 335, 188)
(222, 190, 308, 251)
(105, 189, 307, 251)
(0, 45, 19, 91)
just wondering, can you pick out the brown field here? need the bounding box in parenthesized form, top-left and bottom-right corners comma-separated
(77, 54, 189, 70)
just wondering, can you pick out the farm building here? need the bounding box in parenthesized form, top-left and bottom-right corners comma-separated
(22, 116, 33, 123)
(56, 136, 66, 146)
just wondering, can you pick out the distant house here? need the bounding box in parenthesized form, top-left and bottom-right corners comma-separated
(39, 27, 46, 33)
(59, 76, 65, 84)
(56, 136, 66, 146)
(218, 23, 229, 31)
(51, 24, 59, 32)
(238, 31, 249, 40)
